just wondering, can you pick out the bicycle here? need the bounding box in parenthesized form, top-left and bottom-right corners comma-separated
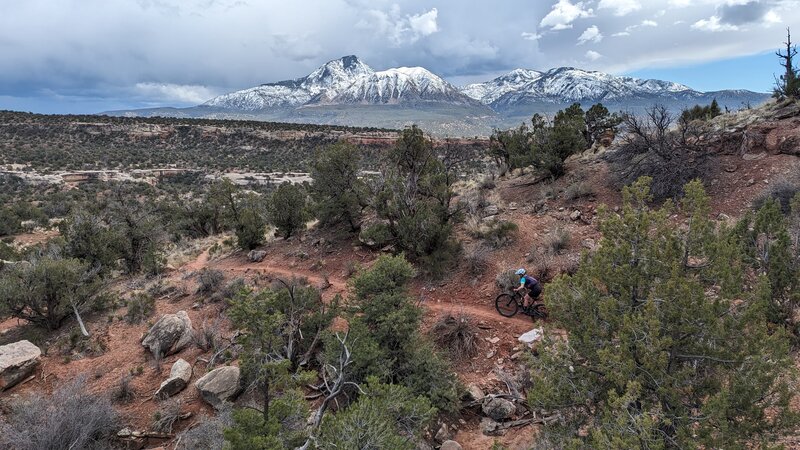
(495, 289, 548, 320)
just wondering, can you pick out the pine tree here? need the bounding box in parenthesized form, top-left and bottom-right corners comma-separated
(528, 178, 797, 448)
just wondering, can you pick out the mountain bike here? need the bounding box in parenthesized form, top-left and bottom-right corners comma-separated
(495, 289, 548, 320)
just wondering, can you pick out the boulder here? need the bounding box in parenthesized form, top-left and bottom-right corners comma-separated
(248, 250, 267, 263)
(518, 328, 544, 345)
(195, 366, 240, 408)
(482, 396, 516, 421)
(141, 311, 194, 358)
(465, 383, 485, 402)
(0, 340, 41, 390)
(441, 441, 463, 450)
(155, 358, 192, 398)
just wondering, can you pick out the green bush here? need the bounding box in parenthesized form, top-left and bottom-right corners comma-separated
(124, 293, 155, 324)
(310, 142, 369, 232)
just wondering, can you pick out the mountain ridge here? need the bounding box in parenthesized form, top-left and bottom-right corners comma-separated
(105, 55, 771, 136)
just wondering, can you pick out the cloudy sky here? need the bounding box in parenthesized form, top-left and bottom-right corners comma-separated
(1, 0, 798, 113)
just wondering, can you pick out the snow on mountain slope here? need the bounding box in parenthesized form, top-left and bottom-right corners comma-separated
(461, 69, 544, 105)
(464, 67, 699, 109)
(326, 67, 475, 105)
(205, 55, 374, 110)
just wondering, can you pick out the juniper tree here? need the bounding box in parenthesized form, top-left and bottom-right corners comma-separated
(528, 178, 797, 449)
(310, 142, 369, 232)
(267, 183, 308, 239)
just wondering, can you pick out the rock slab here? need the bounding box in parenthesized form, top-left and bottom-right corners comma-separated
(155, 358, 192, 398)
(195, 366, 240, 408)
(0, 340, 41, 390)
(141, 311, 194, 357)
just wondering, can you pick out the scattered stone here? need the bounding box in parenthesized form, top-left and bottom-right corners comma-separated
(510, 351, 524, 360)
(487, 336, 500, 344)
(485, 349, 496, 359)
(482, 396, 516, 421)
(141, 311, 194, 358)
(466, 383, 485, 402)
(155, 358, 192, 398)
(570, 210, 582, 221)
(742, 152, 766, 161)
(0, 340, 41, 391)
(248, 250, 267, 263)
(434, 423, 451, 443)
(441, 440, 463, 450)
(747, 178, 756, 186)
(480, 417, 504, 436)
(724, 164, 738, 173)
(717, 213, 731, 222)
(508, 202, 518, 210)
(195, 366, 241, 408)
(581, 238, 597, 250)
(558, 207, 564, 212)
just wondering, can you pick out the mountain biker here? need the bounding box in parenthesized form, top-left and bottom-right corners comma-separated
(514, 268, 542, 310)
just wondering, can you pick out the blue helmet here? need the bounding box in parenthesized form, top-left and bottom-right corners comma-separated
(515, 268, 526, 276)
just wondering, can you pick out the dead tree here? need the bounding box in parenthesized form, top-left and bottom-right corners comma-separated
(775, 28, 799, 99)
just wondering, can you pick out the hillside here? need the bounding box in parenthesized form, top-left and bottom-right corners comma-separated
(1, 100, 799, 449)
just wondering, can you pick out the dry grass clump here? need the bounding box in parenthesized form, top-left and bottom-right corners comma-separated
(111, 374, 136, 404)
(196, 268, 225, 294)
(124, 292, 156, 324)
(544, 227, 571, 254)
(463, 244, 490, 276)
(564, 181, 595, 201)
(152, 399, 183, 433)
(495, 269, 519, 292)
(431, 313, 480, 360)
(753, 178, 800, 214)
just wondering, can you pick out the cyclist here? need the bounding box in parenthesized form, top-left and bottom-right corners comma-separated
(514, 268, 542, 311)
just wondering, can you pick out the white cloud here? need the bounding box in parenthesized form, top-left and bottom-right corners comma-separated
(669, 0, 692, 7)
(539, 0, 593, 30)
(598, 0, 641, 16)
(408, 8, 439, 36)
(612, 31, 631, 36)
(134, 82, 217, 104)
(585, 50, 603, 60)
(691, 15, 739, 31)
(521, 31, 543, 41)
(360, 6, 439, 46)
(577, 25, 603, 44)
(641, 20, 658, 27)
(763, 9, 781, 24)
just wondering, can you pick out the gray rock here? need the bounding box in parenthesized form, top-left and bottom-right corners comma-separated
(195, 366, 240, 408)
(480, 417, 504, 436)
(482, 396, 516, 421)
(483, 205, 499, 216)
(141, 311, 194, 358)
(248, 250, 267, 263)
(466, 383, 485, 402)
(155, 358, 192, 398)
(0, 340, 41, 390)
(434, 423, 451, 443)
(441, 441, 463, 450)
(570, 210, 582, 221)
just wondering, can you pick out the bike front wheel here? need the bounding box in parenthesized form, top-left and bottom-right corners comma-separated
(531, 303, 548, 319)
(495, 293, 519, 317)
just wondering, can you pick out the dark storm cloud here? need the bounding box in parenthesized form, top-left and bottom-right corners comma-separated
(0, 0, 798, 112)
(719, 1, 771, 25)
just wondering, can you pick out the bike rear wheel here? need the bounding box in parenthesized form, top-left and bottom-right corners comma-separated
(495, 293, 518, 317)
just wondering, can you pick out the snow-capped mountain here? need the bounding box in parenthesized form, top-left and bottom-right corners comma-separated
(205, 55, 375, 110)
(107, 55, 770, 136)
(461, 69, 544, 105)
(462, 67, 698, 110)
(325, 67, 477, 105)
